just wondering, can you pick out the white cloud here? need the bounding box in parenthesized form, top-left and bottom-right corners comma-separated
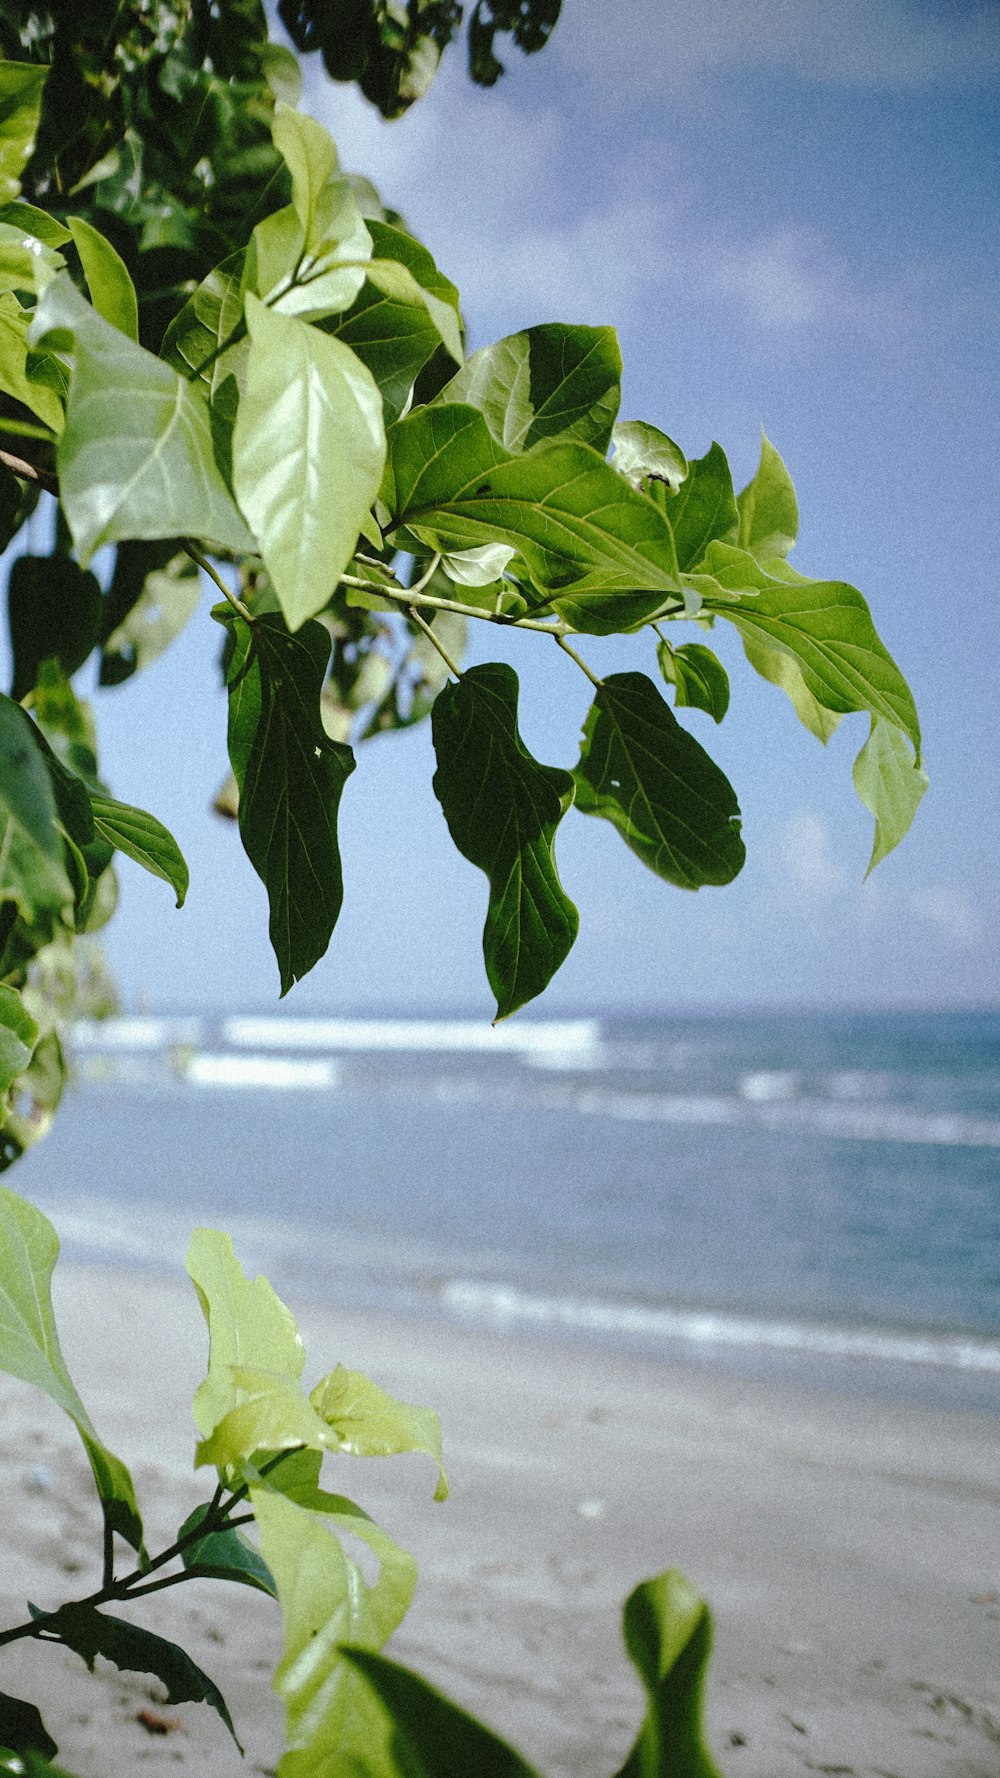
(774, 812, 846, 903)
(908, 885, 982, 945)
(555, 0, 1000, 102)
(299, 41, 898, 343)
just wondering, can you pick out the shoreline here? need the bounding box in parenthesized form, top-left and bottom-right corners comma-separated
(30, 1193, 1000, 1416)
(2, 1260, 999, 1775)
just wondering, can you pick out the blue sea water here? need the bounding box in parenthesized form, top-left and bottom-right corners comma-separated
(14, 1008, 1000, 1411)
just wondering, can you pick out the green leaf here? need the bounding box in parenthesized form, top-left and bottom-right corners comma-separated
(367, 220, 461, 320)
(432, 664, 578, 1018)
(66, 218, 138, 342)
(363, 259, 462, 365)
(656, 641, 730, 723)
(100, 543, 200, 685)
(232, 296, 386, 632)
(7, 555, 101, 702)
(251, 1485, 416, 1778)
(668, 444, 739, 572)
(0, 294, 64, 432)
(309, 1364, 448, 1499)
(0, 222, 62, 298)
(220, 610, 356, 994)
(0, 986, 37, 1097)
(0, 203, 70, 250)
(384, 406, 683, 635)
(340, 1647, 543, 1778)
(612, 421, 688, 494)
(51, 1605, 239, 1750)
(0, 696, 73, 922)
(736, 431, 798, 561)
(271, 103, 339, 252)
(695, 544, 921, 755)
(194, 1368, 332, 1471)
(185, 1228, 305, 1444)
(320, 280, 443, 426)
(852, 716, 928, 875)
(0, 1692, 57, 1763)
(573, 673, 745, 889)
(160, 249, 247, 405)
(439, 324, 621, 452)
(0, 63, 48, 203)
(738, 629, 841, 744)
(30, 276, 254, 563)
(0, 1188, 144, 1553)
(177, 1502, 277, 1597)
(614, 1570, 724, 1778)
(89, 793, 189, 907)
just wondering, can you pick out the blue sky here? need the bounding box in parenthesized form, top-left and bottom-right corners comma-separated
(56, 0, 1000, 1014)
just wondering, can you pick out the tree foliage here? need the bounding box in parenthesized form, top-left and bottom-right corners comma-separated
(0, 4, 926, 1772)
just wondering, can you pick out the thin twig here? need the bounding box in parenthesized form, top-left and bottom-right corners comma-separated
(182, 542, 255, 623)
(555, 634, 602, 688)
(0, 447, 57, 489)
(405, 603, 463, 678)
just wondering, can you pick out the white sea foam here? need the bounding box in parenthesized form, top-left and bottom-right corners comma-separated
(569, 1088, 1000, 1148)
(441, 1281, 1000, 1373)
(222, 1016, 601, 1056)
(185, 1054, 337, 1090)
(72, 1016, 204, 1050)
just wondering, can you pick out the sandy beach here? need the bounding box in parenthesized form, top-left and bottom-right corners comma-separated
(1, 1260, 998, 1777)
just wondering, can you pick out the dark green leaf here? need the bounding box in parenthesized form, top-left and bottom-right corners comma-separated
(384, 405, 683, 634)
(0, 696, 73, 922)
(8, 555, 101, 703)
(160, 249, 247, 419)
(439, 324, 621, 453)
(614, 1570, 724, 1778)
(0, 461, 38, 556)
(0, 985, 37, 1097)
(178, 1503, 277, 1597)
(220, 610, 356, 994)
(668, 444, 739, 572)
(573, 672, 745, 889)
(432, 663, 578, 1018)
(100, 543, 200, 686)
(0, 1692, 57, 1763)
(0, 63, 49, 203)
(322, 280, 443, 426)
(695, 544, 922, 755)
(341, 1646, 542, 1778)
(736, 431, 798, 561)
(23, 719, 94, 848)
(52, 1605, 240, 1750)
(89, 794, 189, 907)
(656, 641, 730, 723)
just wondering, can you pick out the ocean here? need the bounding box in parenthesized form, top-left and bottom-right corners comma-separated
(13, 1008, 1000, 1412)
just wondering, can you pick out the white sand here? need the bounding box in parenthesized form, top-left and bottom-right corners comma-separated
(1, 1262, 999, 1777)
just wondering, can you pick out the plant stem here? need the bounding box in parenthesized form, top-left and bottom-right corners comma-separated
(0, 447, 57, 490)
(102, 1519, 114, 1592)
(183, 542, 255, 623)
(338, 568, 571, 636)
(0, 1454, 300, 1649)
(405, 603, 462, 678)
(555, 634, 602, 688)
